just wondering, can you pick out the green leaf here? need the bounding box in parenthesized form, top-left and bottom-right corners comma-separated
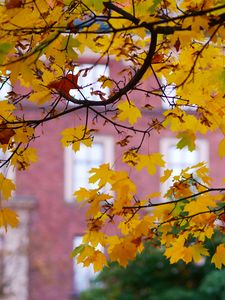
(70, 244, 86, 258)
(176, 131, 196, 151)
(0, 43, 13, 64)
(149, 0, 161, 13)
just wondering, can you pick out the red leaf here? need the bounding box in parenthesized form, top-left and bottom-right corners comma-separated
(5, 0, 23, 9)
(152, 54, 164, 63)
(47, 73, 80, 96)
(0, 128, 15, 144)
(174, 38, 181, 52)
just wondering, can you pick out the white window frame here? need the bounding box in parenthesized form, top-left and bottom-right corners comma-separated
(160, 138, 209, 195)
(64, 135, 114, 203)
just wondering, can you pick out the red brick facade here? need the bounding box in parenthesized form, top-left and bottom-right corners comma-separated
(11, 62, 225, 300)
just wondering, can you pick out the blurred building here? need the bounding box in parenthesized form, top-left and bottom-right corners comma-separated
(0, 59, 223, 300)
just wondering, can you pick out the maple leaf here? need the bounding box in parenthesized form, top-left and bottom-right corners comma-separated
(0, 127, 15, 145)
(5, 0, 23, 9)
(61, 125, 92, 152)
(0, 208, 19, 231)
(11, 147, 38, 170)
(211, 244, 225, 269)
(0, 43, 13, 64)
(28, 89, 51, 105)
(71, 243, 86, 258)
(0, 173, 15, 200)
(218, 138, 225, 158)
(164, 236, 186, 264)
(108, 238, 138, 267)
(48, 73, 80, 97)
(75, 244, 107, 272)
(135, 153, 165, 175)
(117, 101, 142, 125)
(184, 194, 217, 216)
(87, 193, 112, 217)
(88, 163, 113, 187)
(183, 243, 209, 264)
(176, 130, 196, 151)
(160, 169, 173, 183)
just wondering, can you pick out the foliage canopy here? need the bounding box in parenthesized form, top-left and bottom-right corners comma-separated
(0, 0, 225, 269)
(80, 244, 225, 300)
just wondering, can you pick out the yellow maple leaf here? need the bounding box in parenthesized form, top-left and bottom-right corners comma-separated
(184, 194, 217, 215)
(211, 244, 225, 269)
(75, 244, 107, 272)
(118, 218, 141, 235)
(108, 237, 137, 267)
(83, 231, 106, 248)
(110, 171, 136, 212)
(13, 126, 35, 144)
(11, 147, 38, 170)
(0, 101, 15, 120)
(89, 163, 114, 187)
(136, 153, 165, 175)
(117, 100, 142, 125)
(74, 187, 98, 203)
(164, 236, 186, 264)
(28, 89, 51, 105)
(87, 193, 112, 217)
(176, 130, 196, 151)
(218, 138, 225, 158)
(160, 169, 173, 183)
(92, 250, 108, 272)
(0, 208, 19, 231)
(0, 173, 15, 200)
(183, 243, 209, 264)
(61, 125, 92, 152)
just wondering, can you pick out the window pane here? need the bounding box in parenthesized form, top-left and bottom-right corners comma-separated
(168, 146, 198, 167)
(74, 144, 89, 160)
(160, 138, 208, 196)
(89, 143, 103, 162)
(73, 143, 104, 191)
(0, 77, 11, 101)
(64, 136, 114, 202)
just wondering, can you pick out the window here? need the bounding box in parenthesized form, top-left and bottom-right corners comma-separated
(0, 212, 30, 300)
(73, 236, 103, 294)
(0, 149, 15, 183)
(69, 64, 110, 102)
(0, 74, 11, 101)
(160, 138, 209, 194)
(64, 135, 114, 202)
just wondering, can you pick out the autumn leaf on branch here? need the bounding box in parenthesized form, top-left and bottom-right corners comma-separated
(0, 208, 19, 232)
(47, 73, 80, 97)
(117, 100, 142, 125)
(61, 125, 93, 152)
(5, 0, 23, 9)
(0, 127, 15, 145)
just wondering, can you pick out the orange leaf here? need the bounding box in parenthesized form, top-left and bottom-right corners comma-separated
(211, 244, 225, 269)
(152, 53, 164, 63)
